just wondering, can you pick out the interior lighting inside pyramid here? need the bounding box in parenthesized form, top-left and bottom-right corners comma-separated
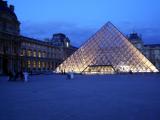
(56, 22, 159, 74)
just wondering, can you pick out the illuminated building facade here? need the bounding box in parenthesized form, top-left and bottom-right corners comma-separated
(0, 0, 77, 74)
(128, 33, 160, 70)
(56, 22, 158, 74)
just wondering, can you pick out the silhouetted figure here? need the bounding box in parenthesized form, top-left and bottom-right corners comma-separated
(23, 71, 29, 82)
(8, 71, 13, 81)
(12, 71, 16, 81)
(129, 70, 133, 74)
(67, 71, 74, 79)
(20, 71, 24, 80)
(15, 72, 19, 80)
(61, 70, 63, 74)
(63, 70, 66, 75)
(67, 72, 70, 79)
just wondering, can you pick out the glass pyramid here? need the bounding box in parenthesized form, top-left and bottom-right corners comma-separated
(56, 22, 159, 74)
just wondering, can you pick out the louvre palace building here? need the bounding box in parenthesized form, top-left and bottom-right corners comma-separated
(0, 0, 160, 75)
(0, 0, 77, 75)
(128, 33, 160, 71)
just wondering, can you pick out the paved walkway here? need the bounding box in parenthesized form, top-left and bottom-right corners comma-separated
(0, 74, 160, 120)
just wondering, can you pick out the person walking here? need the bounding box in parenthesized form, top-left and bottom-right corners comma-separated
(23, 71, 29, 82)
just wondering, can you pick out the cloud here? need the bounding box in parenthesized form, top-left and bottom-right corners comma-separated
(20, 21, 160, 47)
(117, 21, 160, 44)
(20, 21, 97, 47)
(132, 27, 160, 44)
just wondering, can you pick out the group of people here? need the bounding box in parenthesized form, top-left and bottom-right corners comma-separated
(8, 71, 29, 82)
(61, 70, 74, 79)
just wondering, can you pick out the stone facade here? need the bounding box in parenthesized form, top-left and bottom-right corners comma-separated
(0, 32, 21, 74)
(0, 0, 20, 35)
(0, 0, 77, 75)
(128, 33, 160, 70)
(143, 44, 160, 70)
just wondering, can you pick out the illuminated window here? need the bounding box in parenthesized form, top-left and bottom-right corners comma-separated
(21, 49, 25, 56)
(27, 50, 31, 57)
(38, 51, 41, 58)
(66, 42, 69, 47)
(38, 61, 41, 68)
(33, 61, 36, 68)
(28, 60, 31, 68)
(33, 51, 36, 57)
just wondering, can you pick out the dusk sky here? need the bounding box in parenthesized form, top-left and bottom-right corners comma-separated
(9, 0, 160, 47)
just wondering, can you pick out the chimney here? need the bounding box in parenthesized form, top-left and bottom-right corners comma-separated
(9, 5, 14, 12)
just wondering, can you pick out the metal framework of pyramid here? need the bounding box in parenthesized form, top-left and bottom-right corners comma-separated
(56, 22, 159, 74)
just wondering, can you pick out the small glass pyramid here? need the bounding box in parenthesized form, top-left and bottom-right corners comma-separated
(56, 22, 159, 74)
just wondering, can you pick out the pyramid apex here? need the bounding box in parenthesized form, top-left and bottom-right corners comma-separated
(107, 21, 112, 24)
(106, 21, 113, 25)
(103, 21, 115, 28)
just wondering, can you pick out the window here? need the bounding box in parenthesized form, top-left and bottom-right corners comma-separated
(47, 53, 50, 58)
(66, 42, 69, 47)
(21, 49, 25, 56)
(28, 43, 31, 47)
(28, 60, 31, 68)
(14, 47, 17, 54)
(46, 62, 48, 68)
(38, 61, 41, 68)
(42, 62, 45, 68)
(27, 50, 32, 57)
(43, 52, 46, 58)
(154, 49, 159, 55)
(33, 61, 36, 68)
(38, 51, 41, 58)
(50, 62, 52, 69)
(33, 51, 36, 57)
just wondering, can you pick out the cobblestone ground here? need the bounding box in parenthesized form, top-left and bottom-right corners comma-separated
(0, 74, 160, 120)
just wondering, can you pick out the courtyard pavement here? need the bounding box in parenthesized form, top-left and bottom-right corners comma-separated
(0, 74, 160, 120)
